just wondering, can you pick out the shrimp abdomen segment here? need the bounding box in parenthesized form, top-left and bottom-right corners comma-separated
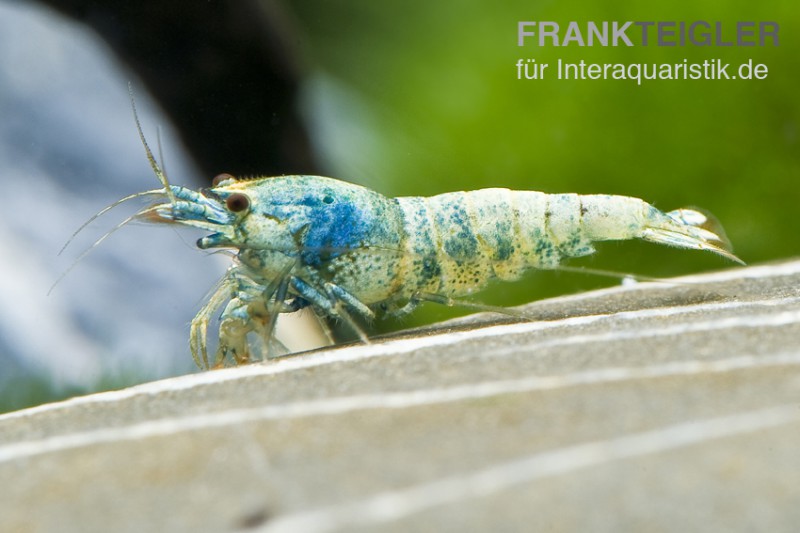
(397, 190, 740, 299)
(397, 190, 596, 297)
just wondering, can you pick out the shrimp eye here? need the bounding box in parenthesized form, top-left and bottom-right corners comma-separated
(226, 193, 250, 213)
(322, 195, 335, 204)
(212, 173, 236, 187)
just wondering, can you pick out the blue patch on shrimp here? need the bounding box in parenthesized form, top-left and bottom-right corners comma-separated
(303, 202, 368, 265)
(436, 198, 478, 261)
(493, 221, 514, 260)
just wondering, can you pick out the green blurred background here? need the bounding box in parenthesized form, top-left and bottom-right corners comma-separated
(2, 1, 797, 412)
(286, 1, 798, 326)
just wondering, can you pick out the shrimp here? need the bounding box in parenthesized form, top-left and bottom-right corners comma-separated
(133, 175, 743, 368)
(89, 92, 743, 368)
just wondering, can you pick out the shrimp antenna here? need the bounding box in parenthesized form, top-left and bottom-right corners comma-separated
(156, 125, 169, 183)
(52, 84, 177, 293)
(57, 189, 164, 256)
(49, 204, 160, 295)
(128, 81, 176, 204)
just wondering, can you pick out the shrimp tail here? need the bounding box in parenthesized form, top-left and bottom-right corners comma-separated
(577, 195, 743, 265)
(640, 207, 744, 265)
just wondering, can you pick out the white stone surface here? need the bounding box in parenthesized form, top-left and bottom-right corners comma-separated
(1, 260, 798, 532)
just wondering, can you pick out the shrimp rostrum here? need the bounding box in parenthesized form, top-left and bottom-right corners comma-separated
(129, 159, 741, 368)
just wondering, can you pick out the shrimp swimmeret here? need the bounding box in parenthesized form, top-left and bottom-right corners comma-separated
(71, 97, 743, 368)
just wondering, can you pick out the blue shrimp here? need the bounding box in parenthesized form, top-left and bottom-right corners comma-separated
(88, 93, 742, 368)
(132, 171, 742, 368)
